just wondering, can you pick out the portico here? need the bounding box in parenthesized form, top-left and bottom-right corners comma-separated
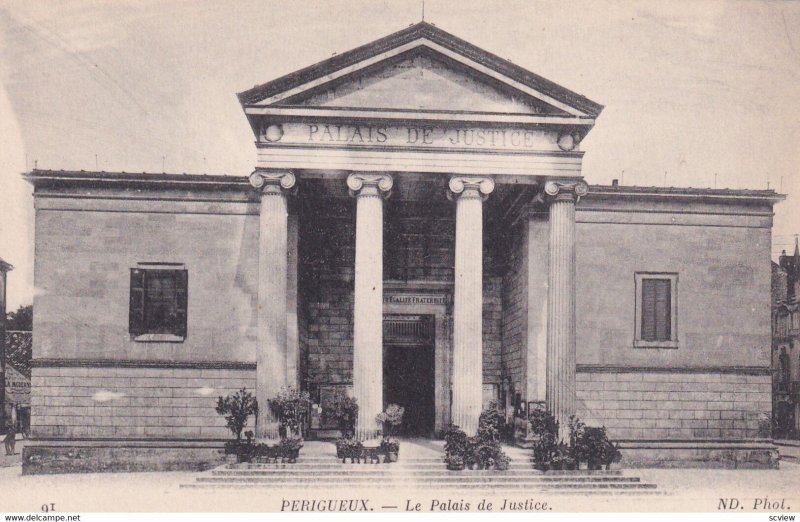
(240, 22, 601, 440)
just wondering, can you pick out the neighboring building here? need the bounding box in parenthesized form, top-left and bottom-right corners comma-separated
(772, 240, 800, 439)
(0, 258, 12, 432)
(22, 22, 783, 473)
(5, 330, 32, 436)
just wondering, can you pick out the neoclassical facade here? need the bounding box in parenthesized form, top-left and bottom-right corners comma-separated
(23, 23, 782, 472)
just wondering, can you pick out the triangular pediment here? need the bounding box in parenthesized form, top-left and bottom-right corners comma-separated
(239, 22, 603, 119)
(280, 49, 566, 115)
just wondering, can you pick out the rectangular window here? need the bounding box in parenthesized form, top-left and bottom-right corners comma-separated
(634, 273, 678, 348)
(130, 264, 187, 341)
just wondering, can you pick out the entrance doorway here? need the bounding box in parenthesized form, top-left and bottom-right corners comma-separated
(383, 315, 435, 437)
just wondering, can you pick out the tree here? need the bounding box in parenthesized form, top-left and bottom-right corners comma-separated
(6, 305, 32, 331)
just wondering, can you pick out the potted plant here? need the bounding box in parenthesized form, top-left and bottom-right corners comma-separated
(376, 404, 404, 437)
(529, 409, 559, 471)
(376, 404, 404, 462)
(602, 440, 623, 470)
(445, 454, 465, 471)
(268, 387, 311, 439)
(279, 435, 304, 463)
(216, 388, 258, 463)
(444, 425, 471, 470)
(322, 389, 359, 439)
(579, 427, 605, 470)
(337, 438, 363, 463)
(443, 409, 511, 472)
(380, 438, 400, 462)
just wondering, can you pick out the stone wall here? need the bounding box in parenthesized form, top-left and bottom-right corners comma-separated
(304, 286, 355, 385)
(482, 276, 503, 385)
(576, 370, 771, 440)
(299, 193, 504, 388)
(501, 222, 528, 398)
(31, 366, 255, 439)
(574, 198, 772, 369)
(32, 188, 260, 364)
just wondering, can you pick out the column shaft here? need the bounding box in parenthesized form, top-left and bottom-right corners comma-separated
(449, 176, 493, 435)
(250, 171, 295, 441)
(452, 190, 484, 434)
(545, 184, 581, 440)
(350, 175, 391, 440)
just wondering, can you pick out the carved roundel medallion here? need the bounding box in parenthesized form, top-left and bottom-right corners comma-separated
(556, 132, 579, 152)
(262, 124, 284, 143)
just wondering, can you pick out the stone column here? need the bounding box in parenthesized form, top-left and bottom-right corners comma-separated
(544, 180, 587, 439)
(249, 170, 296, 440)
(449, 176, 495, 435)
(348, 173, 393, 441)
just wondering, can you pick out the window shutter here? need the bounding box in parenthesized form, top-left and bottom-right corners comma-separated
(654, 279, 671, 341)
(641, 278, 671, 342)
(175, 269, 188, 337)
(129, 269, 146, 335)
(641, 279, 657, 341)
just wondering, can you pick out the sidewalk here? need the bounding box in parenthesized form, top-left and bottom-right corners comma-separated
(776, 439, 800, 462)
(0, 434, 24, 468)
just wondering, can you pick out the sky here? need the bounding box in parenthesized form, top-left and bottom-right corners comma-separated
(0, 0, 798, 309)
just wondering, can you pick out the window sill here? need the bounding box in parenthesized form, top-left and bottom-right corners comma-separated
(633, 339, 679, 349)
(133, 333, 185, 343)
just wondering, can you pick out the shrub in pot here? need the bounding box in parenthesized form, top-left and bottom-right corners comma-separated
(529, 408, 559, 470)
(337, 438, 364, 463)
(445, 454, 465, 471)
(376, 404, 404, 437)
(443, 408, 511, 472)
(279, 436, 304, 463)
(444, 425, 468, 456)
(376, 404, 403, 462)
(578, 427, 608, 470)
(216, 388, 258, 442)
(216, 388, 258, 463)
(323, 390, 359, 439)
(380, 438, 400, 462)
(268, 387, 311, 439)
(603, 441, 623, 470)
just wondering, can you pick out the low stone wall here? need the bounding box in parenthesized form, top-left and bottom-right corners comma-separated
(23, 440, 225, 475)
(30, 365, 256, 439)
(576, 369, 772, 441)
(618, 441, 778, 469)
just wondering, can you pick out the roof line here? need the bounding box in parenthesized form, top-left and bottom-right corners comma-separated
(236, 21, 603, 117)
(24, 170, 784, 202)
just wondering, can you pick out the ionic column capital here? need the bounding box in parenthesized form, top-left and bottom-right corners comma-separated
(448, 176, 495, 201)
(249, 170, 296, 195)
(543, 180, 588, 203)
(347, 173, 393, 199)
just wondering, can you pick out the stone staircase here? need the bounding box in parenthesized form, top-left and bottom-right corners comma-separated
(181, 442, 661, 495)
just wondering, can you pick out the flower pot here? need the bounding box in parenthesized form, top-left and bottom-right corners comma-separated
(388, 451, 398, 463)
(224, 454, 238, 465)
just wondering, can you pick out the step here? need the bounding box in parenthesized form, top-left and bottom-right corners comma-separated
(181, 483, 660, 493)
(222, 463, 623, 474)
(211, 466, 629, 480)
(197, 474, 641, 484)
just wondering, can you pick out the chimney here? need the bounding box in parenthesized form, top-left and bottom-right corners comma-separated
(611, 179, 619, 187)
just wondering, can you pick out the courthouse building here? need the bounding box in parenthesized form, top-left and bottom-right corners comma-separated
(23, 22, 782, 473)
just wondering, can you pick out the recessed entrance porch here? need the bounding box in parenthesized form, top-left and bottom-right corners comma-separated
(298, 174, 530, 439)
(383, 314, 436, 437)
